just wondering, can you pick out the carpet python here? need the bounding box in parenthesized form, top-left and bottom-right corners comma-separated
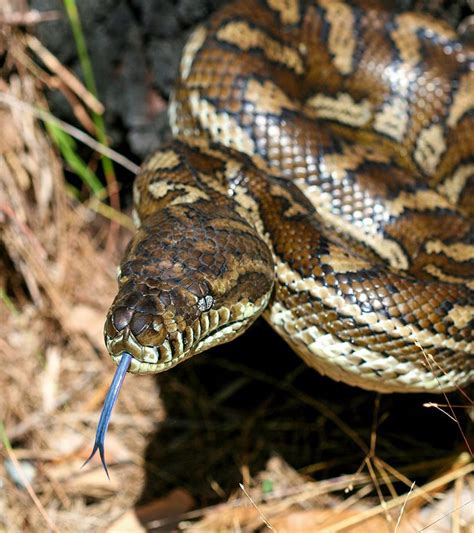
(86, 0, 473, 473)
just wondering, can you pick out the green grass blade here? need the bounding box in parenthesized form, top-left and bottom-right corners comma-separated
(62, 0, 116, 182)
(46, 121, 104, 195)
(0, 420, 12, 452)
(0, 289, 19, 316)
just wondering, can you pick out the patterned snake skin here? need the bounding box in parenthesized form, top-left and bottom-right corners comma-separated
(104, 0, 474, 395)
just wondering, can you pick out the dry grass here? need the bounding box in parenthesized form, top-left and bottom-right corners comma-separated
(0, 5, 158, 530)
(0, 3, 472, 532)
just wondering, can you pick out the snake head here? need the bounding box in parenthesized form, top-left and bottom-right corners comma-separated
(87, 161, 274, 476)
(104, 203, 274, 374)
(89, 200, 273, 476)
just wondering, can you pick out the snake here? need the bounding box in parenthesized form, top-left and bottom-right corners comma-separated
(84, 0, 474, 475)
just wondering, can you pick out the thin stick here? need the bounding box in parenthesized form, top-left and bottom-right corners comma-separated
(85, 196, 135, 231)
(0, 421, 61, 533)
(365, 457, 391, 527)
(63, 0, 121, 251)
(0, 9, 60, 25)
(418, 498, 474, 532)
(26, 34, 104, 114)
(317, 463, 473, 533)
(239, 483, 277, 532)
(394, 481, 415, 533)
(0, 92, 139, 174)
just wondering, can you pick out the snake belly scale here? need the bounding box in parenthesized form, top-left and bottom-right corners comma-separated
(85, 0, 474, 473)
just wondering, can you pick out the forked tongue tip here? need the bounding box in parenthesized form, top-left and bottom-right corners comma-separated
(82, 352, 132, 479)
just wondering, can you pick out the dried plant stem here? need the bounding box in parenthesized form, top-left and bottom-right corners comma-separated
(239, 483, 277, 532)
(317, 462, 473, 533)
(63, 0, 121, 250)
(0, 92, 139, 174)
(26, 34, 104, 114)
(0, 421, 61, 533)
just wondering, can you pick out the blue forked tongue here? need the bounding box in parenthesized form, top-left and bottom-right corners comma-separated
(82, 352, 132, 479)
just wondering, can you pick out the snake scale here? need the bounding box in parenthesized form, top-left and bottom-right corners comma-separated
(86, 0, 474, 473)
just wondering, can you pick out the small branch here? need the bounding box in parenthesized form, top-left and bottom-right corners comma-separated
(0, 421, 61, 533)
(0, 92, 139, 174)
(0, 10, 60, 26)
(239, 483, 277, 532)
(318, 463, 474, 533)
(26, 34, 104, 115)
(394, 481, 415, 533)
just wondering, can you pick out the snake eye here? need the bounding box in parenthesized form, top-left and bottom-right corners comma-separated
(197, 295, 214, 312)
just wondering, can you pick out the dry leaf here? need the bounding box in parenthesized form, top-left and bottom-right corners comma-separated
(136, 488, 196, 526)
(106, 510, 146, 533)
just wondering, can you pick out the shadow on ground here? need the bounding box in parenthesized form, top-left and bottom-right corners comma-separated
(137, 318, 471, 508)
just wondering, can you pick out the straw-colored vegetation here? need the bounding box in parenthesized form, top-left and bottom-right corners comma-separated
(0, 1, 472, 531)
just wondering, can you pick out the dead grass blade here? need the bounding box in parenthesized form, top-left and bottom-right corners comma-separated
(317, 462, 473, 533)
(0, 421, 61, 533)
(26, 34, 104, 114)
(0, 92, 139, 174)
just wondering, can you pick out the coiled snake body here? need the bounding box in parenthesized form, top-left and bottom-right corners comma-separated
(87, 0, 474, 472)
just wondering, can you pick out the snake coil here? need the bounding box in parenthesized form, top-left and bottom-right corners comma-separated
(86, 0, 474, 474)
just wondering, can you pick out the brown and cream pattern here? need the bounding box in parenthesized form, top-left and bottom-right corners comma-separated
(104, 0, 473, 393)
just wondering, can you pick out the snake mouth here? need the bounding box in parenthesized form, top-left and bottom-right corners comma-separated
(110, 348, 190, 374)
(109, 317, 249, 374)
(106, 297, 272, 374)
(85, 315, 254, 476)
(84, 315, 250, 477)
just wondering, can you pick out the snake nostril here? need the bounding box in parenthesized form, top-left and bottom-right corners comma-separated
(135, 320, 167, 347)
